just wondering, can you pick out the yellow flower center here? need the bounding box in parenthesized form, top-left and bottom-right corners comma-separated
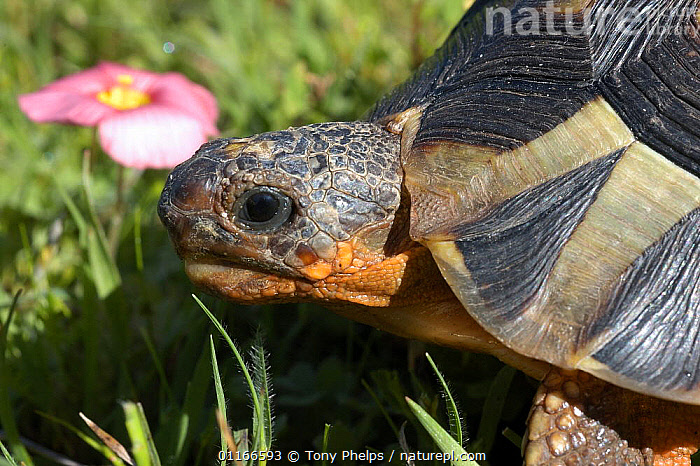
(96, 74, 151, 110)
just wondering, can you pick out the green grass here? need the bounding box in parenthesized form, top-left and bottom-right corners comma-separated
(0, 0, 538, 464)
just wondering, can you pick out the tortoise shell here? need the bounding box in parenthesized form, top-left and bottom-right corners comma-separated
(365, 0, 700, 405)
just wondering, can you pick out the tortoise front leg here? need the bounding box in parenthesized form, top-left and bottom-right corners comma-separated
(523, 369, 700, 466)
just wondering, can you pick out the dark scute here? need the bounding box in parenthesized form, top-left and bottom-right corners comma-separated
(260, 159, 276, 170)
(268, 235, 295, 258)
(369, 0, 596, 150)
(312, 140, 329, 151)
(416, 1, 597, 149)
(279, 158, 310, 177)
(235, 155, 260, 171)
(416, 79, 595, 150)
(454, 150, 623, 320)
(309, 153, 328, 175)
(369, 0, 699, 172)
(587, 0, 692, 77)
(368, 0, 516, 121)
(598, 1, 700, 177)
(588, 207, 700, 392)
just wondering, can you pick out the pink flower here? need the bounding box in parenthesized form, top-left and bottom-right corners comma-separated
(18, 62, 219, 169)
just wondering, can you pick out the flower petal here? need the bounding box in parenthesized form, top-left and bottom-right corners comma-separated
(15, 62, 141, 126)
(18, 90, 115, 126)
(145, 74, 219, 135)
(31, 64, 116, 94)
(98, 105, 209, 169)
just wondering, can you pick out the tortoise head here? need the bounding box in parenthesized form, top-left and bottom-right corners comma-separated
(158, 121, 419, 307)
(157, 118, 545, 363)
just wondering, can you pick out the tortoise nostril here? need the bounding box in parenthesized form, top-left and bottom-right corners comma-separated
(158, 155, 223, 250)
(157, 199, 190, 246)
(160, 156, 220, 214)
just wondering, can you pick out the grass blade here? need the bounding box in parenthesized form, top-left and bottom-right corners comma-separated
(425, 352, 464, 447)
(122, 401, 161, 466)
(133, 205, 144, 272)
(192, 295, 264, 449)
(405, 397, 479, 466)
(56, 158, 120, 299)
(79, 412, 133, 465)
(321, 424, 332, 466)
(139, 327, 173, 405)
(174, 339, 213, 466)
(251, 333, 273, 450)
(54, 180, 87, 239)
(0, 439, 19, 466)
(216, 410, 244, 466)
(210, 336, 228, 466)
(501, 427, 523, 449)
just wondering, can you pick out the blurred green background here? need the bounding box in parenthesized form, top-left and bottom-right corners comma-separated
(0, 0, 539, 464)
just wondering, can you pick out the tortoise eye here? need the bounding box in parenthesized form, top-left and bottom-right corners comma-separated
(233, 186, 293, 231)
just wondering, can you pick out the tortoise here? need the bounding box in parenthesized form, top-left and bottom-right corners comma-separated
(158, 0, 700, 464)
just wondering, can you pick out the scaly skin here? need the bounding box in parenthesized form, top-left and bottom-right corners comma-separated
(526, 369, 700, 466)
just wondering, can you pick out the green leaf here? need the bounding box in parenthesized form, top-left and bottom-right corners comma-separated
(210, 336, 228, 466)
(0, 439, 19, 466)
(85, 226, 120, 298)
(425, 352, 464, 447)
(78, 412, 132, 465)
(405, 397, 480, 466)
(321, 424, 332, 466)
(122, 401, 161, 466)
(250, 332, 273, 451)
(192, 295, 264, 449)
